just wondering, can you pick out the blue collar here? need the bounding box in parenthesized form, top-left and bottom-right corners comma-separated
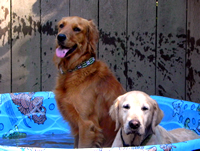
(59, 57, 96, 74)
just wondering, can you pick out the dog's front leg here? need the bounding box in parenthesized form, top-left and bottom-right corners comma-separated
(78, 120, 104, 148)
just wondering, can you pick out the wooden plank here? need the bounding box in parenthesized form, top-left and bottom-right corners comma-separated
(70, 0, 98, 24)
(186, 0, 200, 103)
(0, 1, 11, 93)
(11, 0, 40, 92)
(156, 0, 187, 99)
(99, 0, 127, 89)
(41, 1, 69, 91)
(127, 0, 156, 94)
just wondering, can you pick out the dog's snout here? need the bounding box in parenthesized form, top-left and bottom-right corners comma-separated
(57, 34, 67, 42)
(129, 120, 140, 129)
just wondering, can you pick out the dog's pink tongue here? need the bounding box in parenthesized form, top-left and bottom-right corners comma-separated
(56, 47, 69, 58)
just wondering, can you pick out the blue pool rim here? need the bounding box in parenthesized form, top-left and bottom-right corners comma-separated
(0, 91, 199, 151)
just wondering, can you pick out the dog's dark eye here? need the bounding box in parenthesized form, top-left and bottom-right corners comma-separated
(73, 27, 81, 32)
(123, 104, 130, 109)
(141, 106, 148, 111)
(59, 24, 64, 28)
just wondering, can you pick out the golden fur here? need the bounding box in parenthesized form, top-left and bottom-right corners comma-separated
(110, 91, 200, 147)
(53, 16, 125, 148)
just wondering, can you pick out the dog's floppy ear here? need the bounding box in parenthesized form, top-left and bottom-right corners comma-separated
(151, 98, 164, 133)
(109, 97, 120, 131)
(87, 20, 99, 54)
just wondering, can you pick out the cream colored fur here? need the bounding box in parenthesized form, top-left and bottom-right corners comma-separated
(109, 91, 200, 147)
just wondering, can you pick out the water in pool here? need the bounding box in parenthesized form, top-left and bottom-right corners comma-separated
(0, 133, 74, 148)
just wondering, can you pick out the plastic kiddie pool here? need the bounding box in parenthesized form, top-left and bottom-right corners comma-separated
(0, 91, 200, 151)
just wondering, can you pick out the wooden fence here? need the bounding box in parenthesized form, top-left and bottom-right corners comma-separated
(0, 0, 200, 102)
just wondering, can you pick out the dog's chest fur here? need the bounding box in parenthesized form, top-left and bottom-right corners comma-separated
(54, 61, 113, 131)
(55, 65, 97, 114)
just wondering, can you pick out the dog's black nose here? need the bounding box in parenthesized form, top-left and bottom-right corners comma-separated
(129, 120, 140, 129)
(57, 34, 66, 42)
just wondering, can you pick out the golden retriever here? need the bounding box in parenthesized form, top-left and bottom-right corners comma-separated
(109, 91, 200, 147)
(53, 16, 126, 148)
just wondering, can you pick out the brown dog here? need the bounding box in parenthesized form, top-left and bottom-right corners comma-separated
(110, 91, 200, 147)
(53, 16, 125, 148)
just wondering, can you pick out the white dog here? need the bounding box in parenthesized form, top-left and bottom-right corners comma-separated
(109, 91, 200, 147)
